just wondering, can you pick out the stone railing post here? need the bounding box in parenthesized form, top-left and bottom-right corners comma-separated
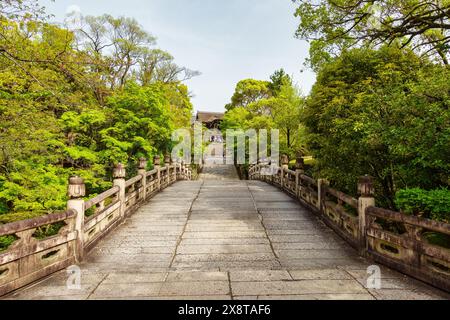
(67, 176, 86, 262)
(154, 155, 161, 190)
(138, 157, 147, 201)
(261, 158, 269, 183)
(281, 154, 289, 189)
(317, 178, 329, 212)
(357, 175, 375, 255)
(295, 155, 305, 197)
(113, 163, 127, 218)
(268, 159, 274, 185)
(180, 160, 185, 180)
(175, 159, 180, 180)
(164, 153, 171, 186)
(187, 164, 192, 180)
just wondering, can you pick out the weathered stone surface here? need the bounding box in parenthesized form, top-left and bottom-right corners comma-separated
(276, 249, 355, 259)
(165, 271, 228, 282)
(177, 244, 272, 254)
(231, 280, 367, 296)
(171, 261, 282, 270)
(181, 238, 270, 245)
(235, 293, 375, 300)
(230, 270, 292, 282)
(369, 289, 448, 300)
(182, 231, 267, 239)
(159, 281, 230, 296)
(103, 273, 167, 284)
(173, 253, 276, 263)
(272, 242, 347, 250)
(90, 283, 163, 298)
(289, 269, 353, 280)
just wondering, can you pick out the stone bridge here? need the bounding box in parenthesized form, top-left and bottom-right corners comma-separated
(2, 164, 448, 300)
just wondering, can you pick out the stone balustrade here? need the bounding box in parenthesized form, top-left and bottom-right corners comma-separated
(0, 211, 78, 296)
(366, 206, 450, 292)
(249, 158, 450, 292)
(0, 157, 192, 296)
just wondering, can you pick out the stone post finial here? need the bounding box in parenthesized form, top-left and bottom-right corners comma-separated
(295, 154, 305, 171)
(281, 154, 289, 166)
(113, 163, 126, 179)
(153, 155, 161, 167)
(113, 164, 126, 219)
(138, 157, 147, 170)
(68, 176, 85, 199)
(164, 153, 171, 165)
(138, 158, 148, 201)
(358, 175, 375, 197)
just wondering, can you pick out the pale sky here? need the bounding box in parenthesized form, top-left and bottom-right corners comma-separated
(41, 0, 316, 113)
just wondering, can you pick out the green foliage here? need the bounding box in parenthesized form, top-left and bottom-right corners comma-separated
(223, 69, 306, 161)
(395, 188, 450, 223)
(428, 189, 450, 223)
(423, 232, 450, 249)
(302, 46, 450, 207)
(226, 79, 272, 111)
(0, 211, 45, 224)
(0, 235, 18, 252)
(0, 7, 195, 222)
(394, 188, 429, 216)
(293, 0, 450, 69)
(32, 221, 66, 240)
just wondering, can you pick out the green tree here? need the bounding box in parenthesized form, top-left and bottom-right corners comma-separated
(302, 46, 450, 207)
(293, 0, 450, 69)
(225, 79, 272, 111)
(0, 7, 196, 218)
(269, 68, 292, 94)
(223, 71, 305, 160)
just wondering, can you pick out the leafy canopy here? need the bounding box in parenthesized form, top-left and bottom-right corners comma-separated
(293, 0, 450, 69)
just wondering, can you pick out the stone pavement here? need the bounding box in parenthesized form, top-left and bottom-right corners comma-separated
(4, 165, 449, 300)
(198, 164, 240, 180)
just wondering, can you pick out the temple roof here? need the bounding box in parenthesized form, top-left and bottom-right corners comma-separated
(196, 111, 224, 123)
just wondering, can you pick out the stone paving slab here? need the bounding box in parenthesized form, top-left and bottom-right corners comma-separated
(173, 253, 276, 263)
(5, 165, 449, 300)
(231, 279, 368, 296)
(159, 281, 230, 296)
(177, 244, 273, 254)
(103, 273, 167, 284)
(230, 270, 292, 282)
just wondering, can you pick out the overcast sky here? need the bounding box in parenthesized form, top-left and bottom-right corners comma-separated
(41, 0, 316, 113)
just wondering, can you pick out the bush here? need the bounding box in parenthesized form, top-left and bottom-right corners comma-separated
(428, 189, 450, 223)
(395, 188, 429, 216)
(395, 188, 450, 223)
(0, 235, 17, 252)
(32, 222, 66, 240)
(0, 211, 47, 224)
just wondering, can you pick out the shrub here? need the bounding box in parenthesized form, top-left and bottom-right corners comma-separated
(0, 211, 46, 224)
(32, 222, 66, 240)
(395, 188, 450, 223)
(427, 189, 450, 223)
(394, 188, 429, 216)
(0, 235, 18, 252)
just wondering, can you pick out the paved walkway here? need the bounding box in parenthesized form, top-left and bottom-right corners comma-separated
(199, 164, 240, 180)
(5, 165, 449, 300)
